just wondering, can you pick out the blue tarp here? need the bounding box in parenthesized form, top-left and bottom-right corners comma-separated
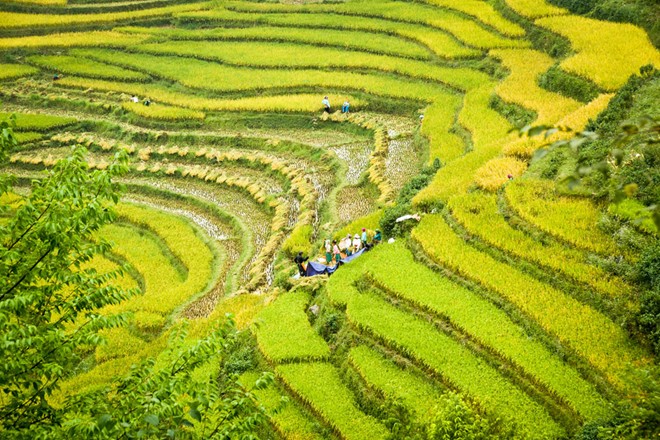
(339, 248, 367, 264)
(304, 247, 370, 277)
(305, 261, 338, 277)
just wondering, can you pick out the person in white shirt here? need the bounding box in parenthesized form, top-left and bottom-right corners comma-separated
(352, 234, 361, 253)
(322, 96, 331, 113)
(341, 234, 353, 256)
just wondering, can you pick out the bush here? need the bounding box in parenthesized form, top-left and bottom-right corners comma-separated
(539, 149, 565, 179)
(427, 393, 501, 440)
(317, 311, 343, 342)
(574, 366, 660, 440)
(538, 66, 601, 103)
(222, 330, 258, 376)
(380, 203, 414, 238)
(635, 242, 660, 289)
(380, 164, 440, 237)
(636, 288, 660, 355)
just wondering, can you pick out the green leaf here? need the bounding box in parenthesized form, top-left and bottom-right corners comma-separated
(144, 414, 159, 426)
(188, 407, 202, 422)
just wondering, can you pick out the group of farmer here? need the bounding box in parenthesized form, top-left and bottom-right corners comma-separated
(294, 227, 382, 276)
(322, 96, 351, 114)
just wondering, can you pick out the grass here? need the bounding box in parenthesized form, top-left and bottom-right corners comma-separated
(72, 49, 448, 102)
(15, 132, 45, 143)
(535, 15, 660, 90)
(503, 0, 568, 18)
(474, 156, 528, 190)
(6, 0, 66, 4)
(490, 48, 582, 124)
(125, 24, 434, 60)
(240, 371, 325, 440)
(0, 112, 76, 131)
(0, 63, 38, 80)
(253, 289, 330, 363)
(134, 39, 487, 89)
(276, 362, 389, 440)
(412, 214, 647, 387)
(169, 11, 481, 59)
(334, 243, 610, 420)
(122, 101, 206, 121)
(413, 83, 515, 205)
(426, 0, 526, 36)
(0, 31, 150, 49)
(342, 291, 564, 439)
(27, 55, 149, 81)
(423, 95, 465, 164)
(221, 1, 530, 50)
(349, 345, 446, 423)
(504, 178, 622, 255)
(57, 76, 362, 113)
(502, 93, 615, 158)
(100, 203, 217, 320)
(0, 2, 209, 28)
(448, 192, 632, 297)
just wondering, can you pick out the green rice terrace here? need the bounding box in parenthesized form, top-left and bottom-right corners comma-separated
(0, 0, 659, 438)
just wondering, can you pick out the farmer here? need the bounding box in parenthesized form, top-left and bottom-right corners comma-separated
(361, 228, 368, 248)
(53, 73, 61, 81)
(143, 98, 151, 106)
(131, 95, 139, 103)
(332, 240, 341, 264)
(342, 233, 353, 257)
(342, 100, 350, 113)
(294, 251, 308, 277)
(324, 238, 332, 264)
(352, 234, 361, 253)
(322, 96, 331, 113)
(373, 229, 382, 245)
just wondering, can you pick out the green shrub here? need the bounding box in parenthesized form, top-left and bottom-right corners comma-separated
(317, 311, 343, 342)
(427, 392, 503, 440)
(488, 94, 536, 129)
(635, 242, 660, 289)
(538, 65, 601, 103)
(574, 366, 660, 440)
(539, 148, 566, 179)
(380, 164, 439, 237)
(636, 288, 660, 355)
(608, 199, 658, 235)
(380, 203, 414, 238)
(223, 330, 258, 376)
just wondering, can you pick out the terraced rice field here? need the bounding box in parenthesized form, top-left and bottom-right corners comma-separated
(1, 0, 658, 437)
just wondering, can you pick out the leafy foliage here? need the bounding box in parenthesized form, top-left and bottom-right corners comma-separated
(60, 322, 273, 440)
(0, 140, 132, 433)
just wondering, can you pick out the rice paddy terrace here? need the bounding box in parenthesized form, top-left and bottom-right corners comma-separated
(1, 0, 659, 438)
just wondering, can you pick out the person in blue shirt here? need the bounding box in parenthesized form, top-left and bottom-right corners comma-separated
(373, 229, 382, 245)
(361, 228, 368, 248)
(342, 100, 350, 113)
